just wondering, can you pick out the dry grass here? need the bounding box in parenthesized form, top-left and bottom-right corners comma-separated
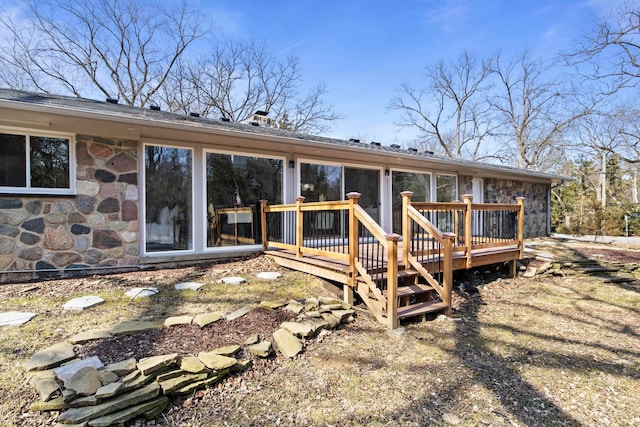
(1, 245, 639, 427)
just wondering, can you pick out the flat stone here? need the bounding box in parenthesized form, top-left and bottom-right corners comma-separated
(198, 352, 237, 371)
(330, 309, 356, 323)
(284, 300, 304, 314)
(281, 321, 316, 338)
(23, 342, 76, 371)
(95, 381, 123, 399)
(273, 328, 303, 358)
(244, 334, 260, 345)
(57, 383, 161, 424)
(137, 353, 178, 376)
(155, 369, 184, 383)
(256, 271, 282, 280)
(63, 296, 105, 311)
(67, 329, 113, 344)
(33, 377, 60, 401)
(211, 344, 241, 356)
(304, 297, 320, 312)
(120, 372, 154, 393)
(68, 394, 100, 408)
(319, 296, 351, 309)
(321, 313, 341, 329)
(95, 371, 116, 388)
(104, 358, 137, 376)
(248, 341, 273, 358)
(0, 311, 37, 326)
(180, 356, 208, 374)
(216, 276, 246, 285)
(537, 261, 553, 274)
(227, 304, 255, 321)
(171, 373, 226, 396)
(140, 395, 170, 419)
(30, 397, 66, 412)
(159, 373, 208, 395)
(124, 287, 158, 299)
(110, 320, 163, 336)
(522, 266, 537, 278)
(174, 281, 203, 291)
(66, 366, 102, 396)
(260, 300, 286, 309)
(54, 356, 104, 383)
(164, 315, 194, 327)
(192, 312, 224, 328)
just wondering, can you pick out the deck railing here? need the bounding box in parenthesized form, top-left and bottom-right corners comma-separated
(403, 193, 525, 269)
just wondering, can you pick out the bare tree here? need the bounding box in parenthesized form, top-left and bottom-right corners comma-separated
(161, 40, 341, 134)
(490, 50, 592, 171)
(389, 51, 497, 160)
(0, 0, 209, 106)
(564, 2, 640, 93)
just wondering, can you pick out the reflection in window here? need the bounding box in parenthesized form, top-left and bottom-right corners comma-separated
(144, 145, 193, 252)
(437, 174, 458, 202)
(391, 171, 431, 234)
(206, 153, 282, 247)
(300, 163, 341, 202)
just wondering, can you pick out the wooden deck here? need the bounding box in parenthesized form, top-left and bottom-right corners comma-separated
(260, 192, 524, 328)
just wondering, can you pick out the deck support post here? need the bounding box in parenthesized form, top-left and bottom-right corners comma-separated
(400, 191, 413, 268)
(442, 232, 455, 317)
(295, 196, 305, 258)
(516, 197, 525, 259)
(346, 192, 361, 303)
(386, 233, 401, 329)
(260, 200, 268, 251)
(462, 194, 473, 269)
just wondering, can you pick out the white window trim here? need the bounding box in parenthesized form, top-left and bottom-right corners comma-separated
(0, 126, 76, 195)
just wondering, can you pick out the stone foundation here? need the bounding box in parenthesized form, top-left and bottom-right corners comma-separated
(0, 135, 139, 282)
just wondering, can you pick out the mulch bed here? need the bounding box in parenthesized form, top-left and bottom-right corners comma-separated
(76, 308, 298, 364)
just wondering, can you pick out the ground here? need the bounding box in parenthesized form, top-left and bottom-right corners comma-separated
(1, 238, 639, 426)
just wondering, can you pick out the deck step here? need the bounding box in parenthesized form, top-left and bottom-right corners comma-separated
(397, 300, 448, 319)
(383, 283, 433, 298)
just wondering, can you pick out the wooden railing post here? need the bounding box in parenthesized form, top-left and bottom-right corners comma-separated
(516, 197, 525, 258)
(260, 200, 268, 251)
(346, 192, 361, 305)
(462, 194, 473, 269)
(295, 196, 305, 258)
(386, 233, 400, 329)
(442, 232, 455, 317)
(400, 191, 413, 268)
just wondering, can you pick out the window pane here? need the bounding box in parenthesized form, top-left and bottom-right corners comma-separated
(391, 171, 431, 233)
(436, 174, 457, 202)
(206, 153, 282, 247)
(300, 163, 342, 202)
(0, 133, 27, 187)
(30, 136, 70, 188)
(145, 146, 193, 252)
(344, 167, 380, 221)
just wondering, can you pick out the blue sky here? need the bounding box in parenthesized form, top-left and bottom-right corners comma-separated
(205, 0, 622, 144)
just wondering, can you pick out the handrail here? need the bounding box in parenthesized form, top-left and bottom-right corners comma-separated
(262, 193, 399, 327)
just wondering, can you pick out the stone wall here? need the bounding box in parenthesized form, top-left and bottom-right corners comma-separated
(0, 135, 139, 282)
(484, 178, 548, 238)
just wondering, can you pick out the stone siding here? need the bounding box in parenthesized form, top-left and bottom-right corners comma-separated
(483, 178, 548, 238)
(0, 135, 139, 282)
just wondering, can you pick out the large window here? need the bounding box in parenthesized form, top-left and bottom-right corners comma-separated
(0, 131, 72, 193)
(144, 145, 193, 252)
(436, 174, 458, 202)
(391, 171, 431, 233)
(206, 152, 282, 247)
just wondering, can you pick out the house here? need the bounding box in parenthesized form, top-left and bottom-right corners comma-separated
(0, 89, 566, 284)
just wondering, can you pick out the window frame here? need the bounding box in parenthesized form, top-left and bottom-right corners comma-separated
(0, 126, 76, 195)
